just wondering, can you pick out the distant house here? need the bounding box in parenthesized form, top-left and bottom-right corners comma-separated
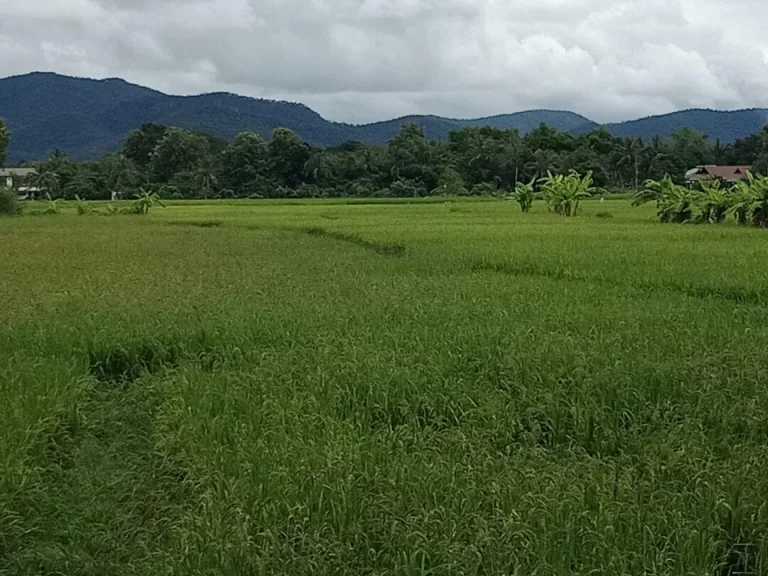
(0, 167, 39, 198)
(685, 165, 750, 184)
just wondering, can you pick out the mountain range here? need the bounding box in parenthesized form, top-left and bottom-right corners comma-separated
(1, 72, 767, 163)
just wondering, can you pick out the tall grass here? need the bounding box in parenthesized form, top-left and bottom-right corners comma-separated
(1, 200, 767, 574)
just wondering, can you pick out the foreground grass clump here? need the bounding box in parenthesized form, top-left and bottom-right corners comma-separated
(1, 199, 768, 575)
(0, 187, 17, 215)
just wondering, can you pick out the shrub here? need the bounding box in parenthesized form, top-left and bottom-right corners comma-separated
(471, 182, 498, 197)
(433, 168, 467, 196)
(0, 187, 18, 216)
(390, 179, 427, 198)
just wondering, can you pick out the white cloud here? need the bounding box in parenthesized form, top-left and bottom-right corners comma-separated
(0, 0, 767, 123)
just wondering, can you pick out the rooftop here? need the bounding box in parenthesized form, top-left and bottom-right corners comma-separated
(0, 167, 37, 177)
(685, 165, 751, 182)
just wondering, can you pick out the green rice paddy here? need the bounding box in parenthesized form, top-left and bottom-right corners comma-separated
(1, 199, 767, 575)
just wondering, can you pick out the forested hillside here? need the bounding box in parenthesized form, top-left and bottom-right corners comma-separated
(3, 72, 766, 162)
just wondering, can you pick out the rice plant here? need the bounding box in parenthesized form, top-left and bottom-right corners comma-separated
(2, 199, 768, 575)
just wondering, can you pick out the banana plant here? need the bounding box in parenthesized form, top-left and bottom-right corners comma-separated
(695, 179, 728, 224)
(44, 192, 62, 215)
(132, 188, 165, 215)
(508, 179, 537, 212)
(539, 170, 595, 216)
(657, 186, 697, 224)
(633, 175, 677, 208)
(737, 173, 768, 228)
(75, 194, 93, 216)
(635, 176, 697, 224)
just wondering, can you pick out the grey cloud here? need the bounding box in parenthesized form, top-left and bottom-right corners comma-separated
(1, 0, 767, 124)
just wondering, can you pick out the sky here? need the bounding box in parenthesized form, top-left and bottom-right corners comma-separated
(1, 0, 767, 124)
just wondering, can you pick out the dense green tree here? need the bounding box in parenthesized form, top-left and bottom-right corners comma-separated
(304, 150, 337, 186)
(670, 128, 713, 173)
(449, 127, 521, 189)
(387, 124, 439, 190)
(582, 128, 617, 157)
(95, 154, 141, 198)
(34, 150, 75, 198)
(63, 166, 98, 200)
(524, 123, 575, 154)
(526, 149, 561, 180)
(221, 132, 270, 197)
(150, 128, 209, 183)
(268, 128, 311, 189)
(0, 118, 9, 167)
(565, 145, 609, 187)
(123, 123, 169, 169)
(729, 133, 763, 166)
(747, 126, 768, 175)
(433, 167, 467, 196)
(39, 119, 768, 201)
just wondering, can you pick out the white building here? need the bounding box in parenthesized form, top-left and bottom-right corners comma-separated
(0, 167, 39, 198)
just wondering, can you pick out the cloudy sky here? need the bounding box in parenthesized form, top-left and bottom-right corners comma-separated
(1, 0, 767, 124)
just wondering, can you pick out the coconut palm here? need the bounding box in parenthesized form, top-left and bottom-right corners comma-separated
(196, 166, 219, 200)
(526, 149, 560, 180)
(614, 137, 645, 189)
(30, 169, 60, 198)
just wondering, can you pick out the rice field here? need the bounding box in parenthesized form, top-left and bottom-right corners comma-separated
(1, 199, 767, 575)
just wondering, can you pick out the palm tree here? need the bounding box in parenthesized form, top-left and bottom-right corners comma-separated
(615, 137, 644, 189)
(303, 151, 335, 183)
(30, 168, 60, 198)
(63, 167, 96, 199)
(110, 155, 140, 196)
(526, 149, 560, 180)
(196, 166, 219, 199)
(643, 136, 669, 181)
(712, 139, 729, 165)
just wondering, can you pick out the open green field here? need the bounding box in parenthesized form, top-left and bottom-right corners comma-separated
(2, 199, 768, 575)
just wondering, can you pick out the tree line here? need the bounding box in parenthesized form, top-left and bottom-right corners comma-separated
(5, 116, 768, 200)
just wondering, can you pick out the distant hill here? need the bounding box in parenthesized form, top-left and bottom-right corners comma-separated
(569, 108, 768, 142)
(0, 72, 766, 162)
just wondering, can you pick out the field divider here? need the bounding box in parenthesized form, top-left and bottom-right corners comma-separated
(292, 226, 408, 257)
(470, 257, 768, 305)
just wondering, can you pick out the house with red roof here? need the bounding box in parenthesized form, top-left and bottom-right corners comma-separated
(685, 165, 751, 184)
